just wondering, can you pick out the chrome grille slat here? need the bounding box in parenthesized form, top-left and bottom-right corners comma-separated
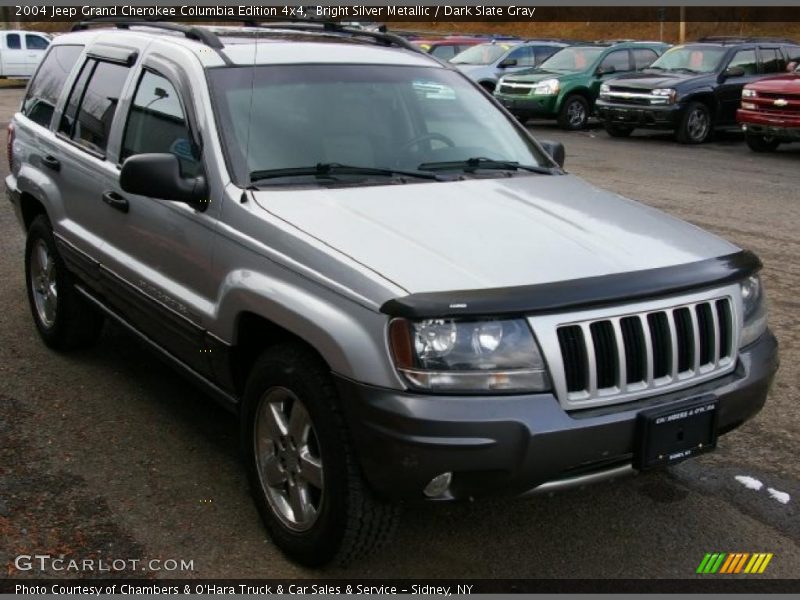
(544, 294, 739, 409)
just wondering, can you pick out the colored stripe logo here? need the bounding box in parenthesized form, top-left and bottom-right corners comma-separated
(697, 552, 773, 574)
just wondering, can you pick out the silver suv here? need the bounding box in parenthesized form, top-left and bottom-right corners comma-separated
(7, 21, 779, 567)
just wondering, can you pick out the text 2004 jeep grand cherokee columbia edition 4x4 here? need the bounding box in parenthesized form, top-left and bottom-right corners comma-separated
(7, 22, 779, 566)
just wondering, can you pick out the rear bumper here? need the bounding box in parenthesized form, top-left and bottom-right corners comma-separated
(337, 331, 778, 502)
(494, 93, 558, 117)
(738, 109, 800, 140)
(596, 100, 682, 129)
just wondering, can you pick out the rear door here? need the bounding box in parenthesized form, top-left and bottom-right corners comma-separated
(2, 33, 27, 76)
(23, 33, 50, 76)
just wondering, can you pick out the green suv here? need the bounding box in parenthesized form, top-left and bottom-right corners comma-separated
(494, 41, 669, 129)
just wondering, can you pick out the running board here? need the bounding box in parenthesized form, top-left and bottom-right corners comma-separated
(74, 284, 239, 413)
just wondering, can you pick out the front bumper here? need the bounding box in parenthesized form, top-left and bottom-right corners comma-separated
(337, 331, 778, 501)
(596, 100, 683, 129)
(494, 93, 559, 117)
(738, 109, 800, 141)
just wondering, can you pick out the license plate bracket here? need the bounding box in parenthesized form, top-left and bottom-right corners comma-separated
(634, 395, 718, 471)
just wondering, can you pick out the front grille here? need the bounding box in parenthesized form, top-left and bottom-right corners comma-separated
(555, 298, 735, 402)
(605, 87, 656, 106)
(498, 84, 532, 96)
(753, 93, 800, 114)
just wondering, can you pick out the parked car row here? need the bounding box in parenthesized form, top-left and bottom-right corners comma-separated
(416, 33, 799, 150)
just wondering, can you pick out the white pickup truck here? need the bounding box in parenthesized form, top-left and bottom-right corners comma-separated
(1, 30, 50, 78)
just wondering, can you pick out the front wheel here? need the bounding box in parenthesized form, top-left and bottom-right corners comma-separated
(745, 132, 780, 152)
(241, 344, 398, 566)
(676, 102, 712, 144)
(557, 95, 590, 130)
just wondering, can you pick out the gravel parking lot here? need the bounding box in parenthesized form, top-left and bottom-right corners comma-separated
(0, 84, 797, 580)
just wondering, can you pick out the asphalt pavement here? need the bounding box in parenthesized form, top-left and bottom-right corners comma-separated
(0, 86, 797, 580)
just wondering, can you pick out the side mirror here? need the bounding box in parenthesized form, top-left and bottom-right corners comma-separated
(787, 61, 798, 72)
(723, 65, 746, 79)
(498, 58, 518, 68)
(540, 140, 565, 168)
(120, 153, 207, 205)
(597, 65, 616, 76)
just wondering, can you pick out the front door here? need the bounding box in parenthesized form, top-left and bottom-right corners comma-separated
(717, 48, 762, 125)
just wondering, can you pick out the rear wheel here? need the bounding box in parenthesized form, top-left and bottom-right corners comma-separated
(745, 132, 780, 152)
(25, 215, 103, 351)
(557, 95, 589, 130)
(604, 122, 634, 138)
(241, 343, 398, 566)
(676, 101, 712, 144)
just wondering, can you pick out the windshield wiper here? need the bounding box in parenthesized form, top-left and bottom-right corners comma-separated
(417, 157, 554, 175)
(249, 163, 442, 184)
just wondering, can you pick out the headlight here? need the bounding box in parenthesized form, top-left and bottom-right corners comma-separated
(389, 317, 550, 392)
(740, 275, 768, 348)
(532, 78, 559, 96)
(742, 88, 757, 98)
(651, 88, 677, 104)
(599, 83, 610, 98)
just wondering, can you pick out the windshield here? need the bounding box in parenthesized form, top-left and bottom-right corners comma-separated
(207, 64, 550, 186)
(451, 43, 515, 65)
(539, 47, 606, 72)
(648, 46, 727, 73)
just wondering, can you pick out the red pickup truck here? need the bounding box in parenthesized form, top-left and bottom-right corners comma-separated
(737, 61, 800, 151)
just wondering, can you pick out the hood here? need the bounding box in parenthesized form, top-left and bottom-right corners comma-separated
(606, 70, 707, 89)
(747, 73, 800, 94)
(252, 175, 738, 295)
(503, 69, 580, 84)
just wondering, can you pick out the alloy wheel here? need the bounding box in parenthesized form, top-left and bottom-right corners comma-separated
(254, 387, 324, 532)
(568, 100, 586, 127)
(686, 107, 709, 142)
(29, 239, 58, 328)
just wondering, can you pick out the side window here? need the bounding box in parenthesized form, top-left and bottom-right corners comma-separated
(6, 34, 21, 50)
(58, 59, 130, 155)
(121, 70, 200, 177)
(600, 50, 631, 73)
(633, 48, 659, 70)
(534, 46, 559, 65)
(431, 45, 457, 61)
(25, 35, 49, 51)
(760, 48, 785, 74)
(22, 45, 84, 128)
(728, 49, 757, 75)
(506, 46, 534, 67)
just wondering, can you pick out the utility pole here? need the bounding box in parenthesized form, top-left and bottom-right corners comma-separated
(679, 6, 686, 44)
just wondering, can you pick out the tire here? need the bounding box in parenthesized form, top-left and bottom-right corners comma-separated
(676, 101, 712, 144)
(604, 122, 634, 138)
(557, 95, 590, 130)
(24, 215, 104, 351)
(745, 132, 780, 153)
(241, 343, 398, 567)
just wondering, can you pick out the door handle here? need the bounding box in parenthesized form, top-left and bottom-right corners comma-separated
(102, 191, 129, 214)
(41, 155, 60, 172)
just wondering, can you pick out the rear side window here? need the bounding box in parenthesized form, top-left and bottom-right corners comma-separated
(506, 46, 535, 67)
(121, 70, 200, 177)
(6, 34, 21, 50)
(430, 45, 457, 61)
(760, 48, 785, 74)
(22, 45, 83, 128)
(25, 35, 49, 50)
(58, 59, 131, 155)
(633, 48, 659, 70)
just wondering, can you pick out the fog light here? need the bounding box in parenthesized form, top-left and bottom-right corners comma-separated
(423, 472, 452, 498)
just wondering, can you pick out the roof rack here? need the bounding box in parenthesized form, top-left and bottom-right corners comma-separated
(696, 36, 798, 44)
(71, 18, 224, 49)
(70, 16, 425, 56)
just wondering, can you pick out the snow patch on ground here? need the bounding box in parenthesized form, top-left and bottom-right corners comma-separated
(767, 488, 791, 505)
(735, 475, 764, 491)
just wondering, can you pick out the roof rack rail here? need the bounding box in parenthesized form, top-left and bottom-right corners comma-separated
(696, 35, 798, 44)
(71, 18, 225, 49)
